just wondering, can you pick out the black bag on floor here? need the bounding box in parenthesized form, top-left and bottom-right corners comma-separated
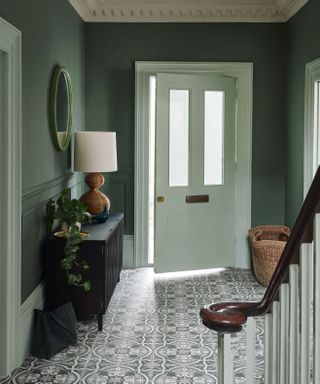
(31, 302, 77, 359)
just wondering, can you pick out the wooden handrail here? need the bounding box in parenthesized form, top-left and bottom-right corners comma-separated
(200, 165, 320, 333)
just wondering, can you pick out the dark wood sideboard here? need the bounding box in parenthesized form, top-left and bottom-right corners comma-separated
(45, 213, 124, 331)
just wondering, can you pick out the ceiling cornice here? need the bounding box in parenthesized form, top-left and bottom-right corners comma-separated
(69, 0, 308, 23)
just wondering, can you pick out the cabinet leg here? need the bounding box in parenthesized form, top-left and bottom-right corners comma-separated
(98, 314, 103, 331)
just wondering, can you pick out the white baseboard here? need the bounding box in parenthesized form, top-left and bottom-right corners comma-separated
(19, 282, 45, 364)
(123, 235, 134, 268)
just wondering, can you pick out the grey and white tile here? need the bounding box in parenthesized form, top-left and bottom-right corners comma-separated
(2, 268, 265, 383)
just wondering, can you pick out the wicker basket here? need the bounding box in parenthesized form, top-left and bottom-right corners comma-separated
(249, 225, 290, 287)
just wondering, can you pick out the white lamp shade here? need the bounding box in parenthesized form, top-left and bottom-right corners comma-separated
(74, 131, 118, 172)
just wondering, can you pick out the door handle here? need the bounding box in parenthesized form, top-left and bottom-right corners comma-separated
(157, 196, 165, 203)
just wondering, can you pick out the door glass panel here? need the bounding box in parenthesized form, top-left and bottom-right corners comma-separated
(204, 91, 224, 185)
(148, 76, 156, 264)
(169, 90, 189, 187)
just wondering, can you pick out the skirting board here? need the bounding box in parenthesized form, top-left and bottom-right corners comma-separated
(19, 282, 45, 364)
(123, 235, 134, 268)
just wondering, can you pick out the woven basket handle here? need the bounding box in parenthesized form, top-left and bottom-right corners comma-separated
(279, 229, 290, 241)
(253, 229, 289, 242)
(253, 230, 263, 241)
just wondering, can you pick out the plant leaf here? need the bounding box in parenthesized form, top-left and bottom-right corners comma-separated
(48, 187, 92, 291)
(81, 260, 90, 270)
(75, 274, 82, 283)
(83, 281, 91, 292)
(60, 258, 72, 271)
(67, 273, 77, 286)
(64, 245, 81, 255)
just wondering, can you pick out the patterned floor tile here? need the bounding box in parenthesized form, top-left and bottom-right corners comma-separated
(93, 339, 152, 364)
(155, 341, 212, 366)
(3, 267, 265, 383)
(153, 367, 217, 384)
(11, 364, 80, 384)
(156, 322, 209, 339)
(83, 366, 148, 384)
(102, 321, 155, 339)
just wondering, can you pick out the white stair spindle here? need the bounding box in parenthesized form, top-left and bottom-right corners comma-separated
(246, 316, 256, 384)
(217, 332, 233, 384)
(314, 214, 320, 384)
(272, 301, 280, 384)
(265, 313, 273, 384)
(300, 243, 313, 384)
(279, 283, 289, 384)
(289, 264, 300, 384)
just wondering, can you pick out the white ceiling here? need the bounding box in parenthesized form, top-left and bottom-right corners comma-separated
(69, 0, 308, 22)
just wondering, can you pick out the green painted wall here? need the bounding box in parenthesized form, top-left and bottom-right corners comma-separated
(0, 0, 85, 301)
(85, 23, 287, 234)
(285, 0, 320, 227)
(0, 0, 85, 190)
(0, 0, 309, 297)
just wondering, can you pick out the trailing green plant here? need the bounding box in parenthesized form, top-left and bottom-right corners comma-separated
(46, 188, 92, 292)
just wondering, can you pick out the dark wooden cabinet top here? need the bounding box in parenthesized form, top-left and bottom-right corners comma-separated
(81, 213, 124, 242)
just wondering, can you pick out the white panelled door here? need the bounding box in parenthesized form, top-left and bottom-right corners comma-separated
(154, 73, 236, 273)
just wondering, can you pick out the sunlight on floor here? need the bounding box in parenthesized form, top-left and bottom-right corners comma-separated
(154, 267, 226, 278)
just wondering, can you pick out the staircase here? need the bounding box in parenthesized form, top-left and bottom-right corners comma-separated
(200, 166, 320, 383)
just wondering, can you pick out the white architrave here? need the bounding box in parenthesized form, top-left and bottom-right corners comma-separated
(304, 57, 320, 194)
(0, 17, 22, 378)
(303, 60, 320, 382)
(135, 61, 253, 268)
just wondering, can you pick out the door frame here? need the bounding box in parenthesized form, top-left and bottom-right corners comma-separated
(304, 57, 320, 194)
(0, 17, 22, 378)
(134, 61, 253, 269)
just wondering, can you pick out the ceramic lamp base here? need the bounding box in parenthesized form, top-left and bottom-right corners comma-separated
(80, 172, 111, 215)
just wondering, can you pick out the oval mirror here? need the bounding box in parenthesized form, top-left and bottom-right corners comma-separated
(49, 66, 73, 151)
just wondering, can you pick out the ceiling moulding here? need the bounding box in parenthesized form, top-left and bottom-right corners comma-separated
(69, 0, 308, 22)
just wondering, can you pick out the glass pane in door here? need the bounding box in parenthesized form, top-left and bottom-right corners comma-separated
(169, 90, 189, 187)
(204, 91, 224, 185)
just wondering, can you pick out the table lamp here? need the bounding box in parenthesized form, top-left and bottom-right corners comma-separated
(74, 131, 118, 215)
